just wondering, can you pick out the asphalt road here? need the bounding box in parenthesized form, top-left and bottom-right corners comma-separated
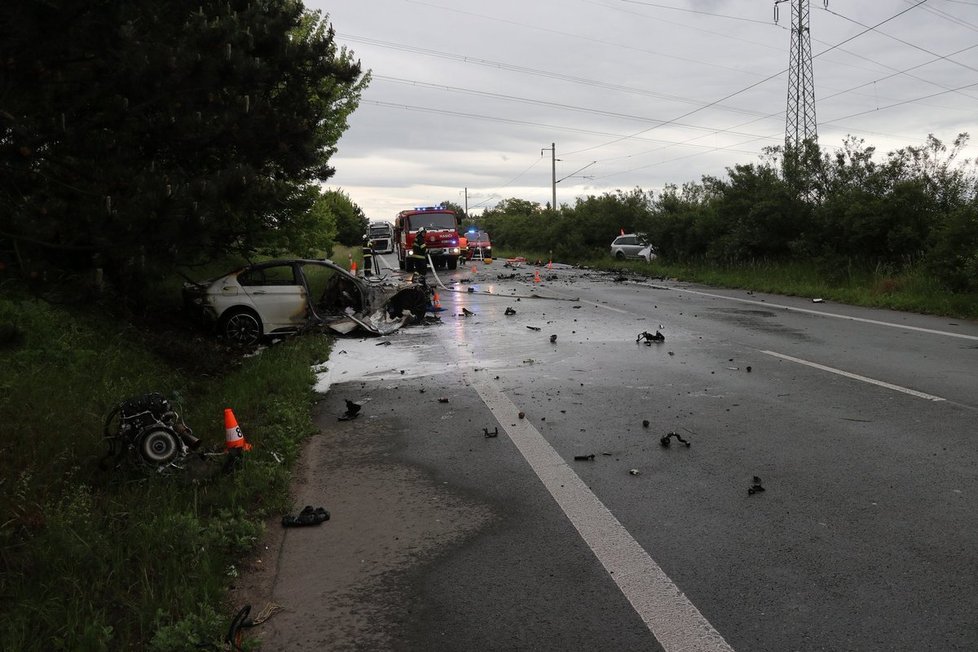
(245, 256, 978, 651)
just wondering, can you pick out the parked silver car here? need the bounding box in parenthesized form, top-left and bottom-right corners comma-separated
(183, 259, 428, 345)
(610, 234, 656, 261)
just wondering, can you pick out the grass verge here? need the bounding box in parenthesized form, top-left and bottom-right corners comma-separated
(501, 249, 977, 321)
(0, 285, 331, 651)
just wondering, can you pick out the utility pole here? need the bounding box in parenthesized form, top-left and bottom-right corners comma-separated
(463, 187, 468, 217)
(541, 142, 556, 211)
(775, 0, 821, 151)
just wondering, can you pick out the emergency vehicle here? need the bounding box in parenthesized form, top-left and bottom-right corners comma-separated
(393, 206, 462, 271)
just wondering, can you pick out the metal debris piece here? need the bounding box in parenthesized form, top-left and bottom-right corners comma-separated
(338, 400, 361, 421)
(628, 468, 641, 475)
(504, 307, 516, 315)
(574, 454, 596, 461)
(660, 432, 691, 448)
(375, 340, 392, 346)
(636, 330, 665, 344)
(438, 397, 449, 403)
(462, 307, 476, 316)
(642, 419, 650, 428)
(527, 326, 541, 331)
(467, 287, 475, 293)
(812, 298, 824, 303)
(748, 476, 765, 495)
(484, 427, 499, 438)
(549, 334, 557, 343)
(518, 411, 526, 419)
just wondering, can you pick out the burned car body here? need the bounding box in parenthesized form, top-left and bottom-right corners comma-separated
(183, 259, 428, 345)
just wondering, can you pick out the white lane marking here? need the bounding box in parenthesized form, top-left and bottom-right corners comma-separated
(762, 350, 947, 402)
(671, 288, 978, 341)
(469, 376, 734, 652)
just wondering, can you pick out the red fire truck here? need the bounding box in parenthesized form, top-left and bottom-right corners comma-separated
(393, 206, 462, 271)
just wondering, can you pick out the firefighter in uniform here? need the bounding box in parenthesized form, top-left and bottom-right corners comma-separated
(410, 228, 429, 275)
(361, 235, 374, 277)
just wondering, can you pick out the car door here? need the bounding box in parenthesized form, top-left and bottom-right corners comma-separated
(236, 263, 308, 331)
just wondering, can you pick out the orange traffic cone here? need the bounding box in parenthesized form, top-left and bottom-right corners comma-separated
(433, 292, 443, 311)
(224, 408, 252, 451)
(547, 260, 552, 270)
(534, 269, 541, 283)
(350, 258, 357, 274)
(471, 264, 478, 274)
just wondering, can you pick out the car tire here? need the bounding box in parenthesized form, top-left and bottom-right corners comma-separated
(615, 251, 625, 260)
(221, 308, 263, 346)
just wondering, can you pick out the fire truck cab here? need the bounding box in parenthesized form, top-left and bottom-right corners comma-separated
(393, 206, 461, 271)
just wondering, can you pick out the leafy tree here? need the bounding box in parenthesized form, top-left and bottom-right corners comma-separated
(439, 200, 467, 222)
(324, 189, 368, 247)
(0, 0, 367, 296)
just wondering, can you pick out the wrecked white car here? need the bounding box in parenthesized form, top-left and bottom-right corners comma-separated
(183, 259, 428, 345)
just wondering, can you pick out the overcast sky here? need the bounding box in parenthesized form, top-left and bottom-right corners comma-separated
(306, 0, 978, 220)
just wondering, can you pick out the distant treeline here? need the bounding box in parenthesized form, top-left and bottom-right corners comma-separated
(476, 135, 978, 293)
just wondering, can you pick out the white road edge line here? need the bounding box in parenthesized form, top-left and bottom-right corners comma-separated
(469, 376, 735, 652)
(761, 350, 947, 402)
(671, 288, 978, 341)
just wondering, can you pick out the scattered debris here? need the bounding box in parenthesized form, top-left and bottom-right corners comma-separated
(812, 298, 824, 303)
(628, 468, 641, 476)
(748, 476, 765, 495)
(461, 307, 476, 317)
(660, 432, 691, 448)
(518, 411, 526, 419)
(746, 366, 752, 372)
(438, 397, 449, 403)
(636, 330, 665, 344)
(527, 325, 542, 331)
(467, 287, 475, 293)
(504, 307, 517, 315)
(498, 273, 517, 280)
(282, 506, 330, 527)
(338, 399, 361, 421)
(642, 419, 650, 428)
(375, 340, 392, 346)
(483, 427, 499, 438)
(574, 454, 596, 461)
(549, 334, 557, 343)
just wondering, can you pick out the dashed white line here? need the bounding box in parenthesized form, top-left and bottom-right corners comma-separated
(762, 350, 947, 401)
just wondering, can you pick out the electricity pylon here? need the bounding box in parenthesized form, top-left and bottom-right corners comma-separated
(775, 0, 821, 151)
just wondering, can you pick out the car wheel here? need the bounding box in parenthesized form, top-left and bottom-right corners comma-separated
(138, 427, 180, 466)
(221, 309, 263, 346)
(615, 251, 625, 260)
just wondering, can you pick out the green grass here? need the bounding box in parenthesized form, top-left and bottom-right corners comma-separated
(0, 285, 332, 651)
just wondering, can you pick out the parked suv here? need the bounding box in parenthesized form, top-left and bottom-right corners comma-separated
(610, 233, 656, 261)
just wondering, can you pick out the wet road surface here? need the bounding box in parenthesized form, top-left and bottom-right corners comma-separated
(245, 257, 978, 651)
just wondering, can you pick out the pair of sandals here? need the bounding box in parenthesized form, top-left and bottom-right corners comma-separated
(282, 505, 330, 527)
